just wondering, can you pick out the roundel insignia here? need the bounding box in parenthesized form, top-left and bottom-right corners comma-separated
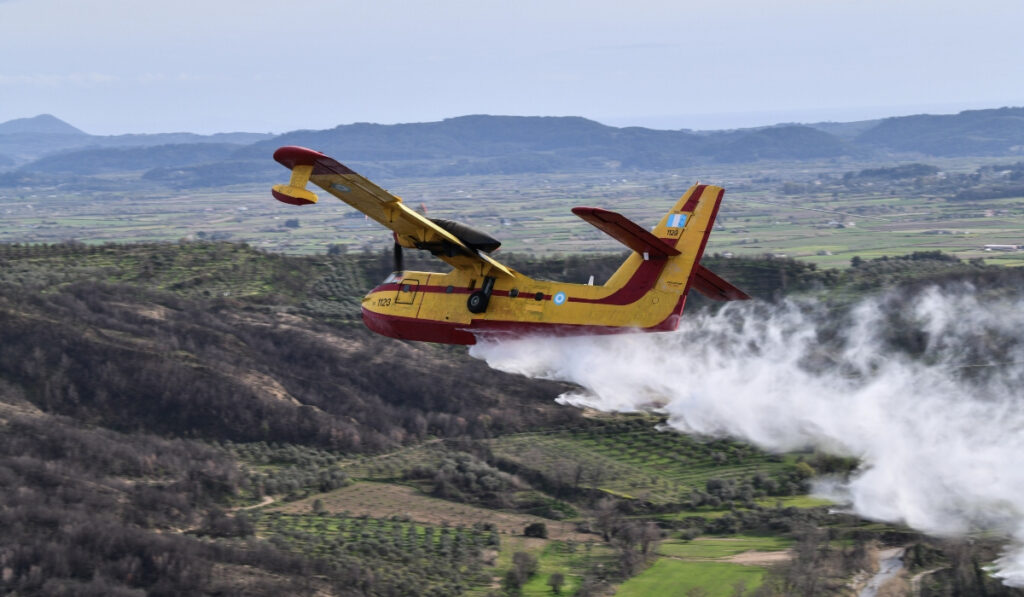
(553, 291, 567, 305)
(330, 183, 351, 193)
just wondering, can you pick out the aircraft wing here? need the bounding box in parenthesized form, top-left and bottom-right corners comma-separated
(272, 146, 513, 278)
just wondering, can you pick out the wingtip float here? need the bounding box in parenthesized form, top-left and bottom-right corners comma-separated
(271, 145, 749, 345)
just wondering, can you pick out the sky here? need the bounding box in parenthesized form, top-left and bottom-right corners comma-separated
(1, 0, 1022, 135)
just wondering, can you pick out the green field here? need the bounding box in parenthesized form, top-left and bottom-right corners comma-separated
(5, 155, 1024, 270)
(713, 191, 1024, 268)
(656, 535, 792, 559)
(754, 495, 833, 509)
(615, 559, 767, 597)
(467, 537, 615, 597)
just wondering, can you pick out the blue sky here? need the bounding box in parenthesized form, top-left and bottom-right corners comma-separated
(1, 0, 1022, 134)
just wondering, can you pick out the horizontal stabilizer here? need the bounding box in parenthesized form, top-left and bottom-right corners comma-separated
(572, 207, 680, 258)
(691, 264, 751, 301)
(272, 184, 317, 205)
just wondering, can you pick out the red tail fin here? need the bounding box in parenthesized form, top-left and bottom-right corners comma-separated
(571, 207, 679, 258)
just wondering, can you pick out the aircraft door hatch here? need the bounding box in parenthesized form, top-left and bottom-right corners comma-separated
(396, 279, 420, 305)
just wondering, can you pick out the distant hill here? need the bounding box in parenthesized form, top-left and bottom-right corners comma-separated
(4, 106, 1024, 184)
(855, 106, 1024, 156)
(807, 118, 884, 140)
(235, 108, 1024, 175)
(705, 125, 855, 162)
(0, 114, 274, 164)
(234, 116, 852, 175)
(0, 114, 86, 136)
(22, 143, 244, 175)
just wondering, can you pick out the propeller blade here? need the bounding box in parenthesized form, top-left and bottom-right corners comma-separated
(393, 241, 403, 272)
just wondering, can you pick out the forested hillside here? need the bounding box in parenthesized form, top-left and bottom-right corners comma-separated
(2, 242, 1021, 595)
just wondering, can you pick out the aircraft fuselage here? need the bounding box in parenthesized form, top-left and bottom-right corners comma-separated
(361, 254, 688, 345)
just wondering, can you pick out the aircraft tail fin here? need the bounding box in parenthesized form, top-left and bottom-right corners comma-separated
(652, 183, 734, 290)
(652, 183, 723, 254)
(580, 183, 748, 304)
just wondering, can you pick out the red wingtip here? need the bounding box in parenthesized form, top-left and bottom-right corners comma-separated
(273, 146, 329, 169)
(272, 146, 356, 176)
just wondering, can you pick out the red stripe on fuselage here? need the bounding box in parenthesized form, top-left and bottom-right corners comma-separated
(566, 258, 666, 305)
(361, 299, 687, 346)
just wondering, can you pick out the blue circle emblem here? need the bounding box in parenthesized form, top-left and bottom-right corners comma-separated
(553, 291, 567, 306)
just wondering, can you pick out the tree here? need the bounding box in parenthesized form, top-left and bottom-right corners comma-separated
(547, 572, 565, 594)
(524, 522, 548, 538)
(593, 497, 620, 542)
(503, 569, 524, 594)
(503, 551, 539, 592)
(513, 551, 539, 578)
(638, 521, 661, 556)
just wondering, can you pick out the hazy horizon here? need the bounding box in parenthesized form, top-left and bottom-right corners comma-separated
(9, 99, 1024, 138)
(2, 0, 1022, 135)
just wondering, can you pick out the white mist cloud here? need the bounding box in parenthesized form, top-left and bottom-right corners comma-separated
(469, 286, 1024, 585)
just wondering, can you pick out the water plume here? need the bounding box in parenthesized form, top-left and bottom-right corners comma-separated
(469, 286, 1024, 585)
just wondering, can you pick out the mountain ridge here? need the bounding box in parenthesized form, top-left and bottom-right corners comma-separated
(3, 107, 1024, 182)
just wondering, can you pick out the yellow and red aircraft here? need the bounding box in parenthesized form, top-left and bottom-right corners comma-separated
(271, 146, 749, 345)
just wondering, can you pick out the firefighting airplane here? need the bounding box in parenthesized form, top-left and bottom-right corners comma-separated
(272, 146, 749, 345)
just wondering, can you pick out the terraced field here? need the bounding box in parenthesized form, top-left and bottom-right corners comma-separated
(248, 510, 497, 595)
(270, 482, 589, 541)
(487, 420, 799, 504)
(253, 491, 619, 595)
(336, 442, 451, 481)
